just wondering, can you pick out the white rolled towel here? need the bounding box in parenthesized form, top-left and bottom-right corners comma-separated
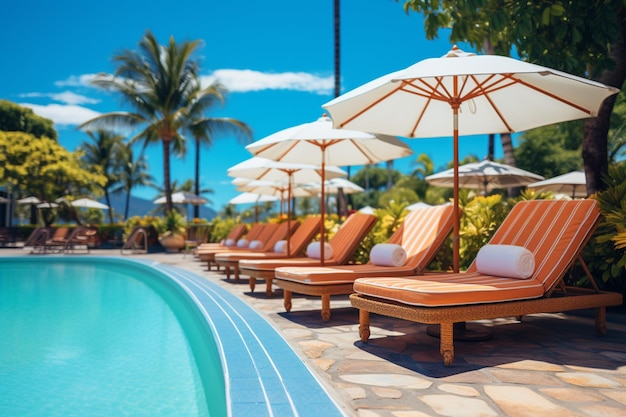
(274, 240, 288, 253)
(369, 244, 408, 267)
(248, 240, 264, 250)
(306, 241, 333, 260)
(224, 238, 234, 247)
(476, 244, 535, 279)
(236, 239, 249, 248)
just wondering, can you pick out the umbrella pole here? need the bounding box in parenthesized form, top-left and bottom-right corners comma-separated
(287, 174, 292, 256)
(453, 106, 460, 273)
(320, 148, 326, 266)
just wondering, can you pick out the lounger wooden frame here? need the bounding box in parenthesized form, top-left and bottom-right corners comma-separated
(350, 199, 624, 366)
(351, 281, 622, 366)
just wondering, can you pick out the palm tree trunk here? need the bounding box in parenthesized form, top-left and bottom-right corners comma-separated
(194, 137, 200, 219)
(104, 190, 114, 223)
(334, 0, 350, 216)
(124, 189, 130, 220)
(162, 140, 173, 213)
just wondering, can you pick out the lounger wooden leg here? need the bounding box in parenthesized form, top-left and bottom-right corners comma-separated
(249, 277, 256, 292)
(440, 322, 455, 366)
(321, 295, 331, 322)
(284, 290, 292, 312)
(596, 307, 607, 336)
(265, 278, 273, 297)
(359, 310, 371, 342)
(234, 266, 239, 281)
(224, 266, 231, 280)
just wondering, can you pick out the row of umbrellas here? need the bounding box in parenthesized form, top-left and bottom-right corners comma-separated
(11, 196, 110, 209)
(227, 45, 617, 270)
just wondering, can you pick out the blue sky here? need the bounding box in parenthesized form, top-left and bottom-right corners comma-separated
(1, 0, 501, 212)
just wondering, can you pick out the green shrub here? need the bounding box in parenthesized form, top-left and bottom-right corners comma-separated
(207, 216, 246, 243)
(581, 165, 626, 295)
(459, 194, 510, 269)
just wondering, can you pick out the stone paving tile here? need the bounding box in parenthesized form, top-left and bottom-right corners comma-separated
(4, 249, 626, 417)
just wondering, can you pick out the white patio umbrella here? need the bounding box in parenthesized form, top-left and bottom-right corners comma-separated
(228, 157, 347, 184)
(229, 192, 279, 223)
(246, 114, 413, 263)
(425, 160, 544, 194)
(323, 45, 618, 272)
(70, 198, 109, 209)
(228, 156, 347, 240)
(237, 179, 316, 199)
(153, 191, 208, 205)
(36, 202, 59, 209)
(17, 196, 42, 204)
(527, 170, 587, 198)
(304, 177, 365, 195)
(303, 178, 365, 217)
(229, 192, 279, 205)
(0, 196, 10, 203)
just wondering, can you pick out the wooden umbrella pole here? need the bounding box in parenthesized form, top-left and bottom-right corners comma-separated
(452, 100, 460, 273)
(320, 149, 326, 266)
(287, 174, 292, 256)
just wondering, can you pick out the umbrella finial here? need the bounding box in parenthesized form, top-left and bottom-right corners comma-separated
(444, 45, 476, 58)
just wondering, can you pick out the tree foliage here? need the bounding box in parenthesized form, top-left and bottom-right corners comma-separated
(0, 131, 106, 209)
(515, 121, 584, 178)
(0, 100, 57, 140)
(400, 0, 626, 193)
(79, 130, 125, 223)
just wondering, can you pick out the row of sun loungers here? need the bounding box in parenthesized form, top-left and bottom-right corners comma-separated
(195, 199, 623, 366)
(26, 226, 99, 254)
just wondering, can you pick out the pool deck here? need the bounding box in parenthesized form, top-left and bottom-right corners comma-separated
(3, 248, 626, 417)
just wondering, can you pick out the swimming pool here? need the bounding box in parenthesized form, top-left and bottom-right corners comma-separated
(0, 257, 346, 417)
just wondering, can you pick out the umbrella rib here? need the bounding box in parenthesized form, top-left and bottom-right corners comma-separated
(503, 73, 597, 115)
(339, 83, 405, 128)
(468, 74, 516, 132)
(346, 139, 378, 164)
(403, 78, 451, 137)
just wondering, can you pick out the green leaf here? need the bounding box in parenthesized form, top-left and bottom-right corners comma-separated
(541, 7, 551, 25)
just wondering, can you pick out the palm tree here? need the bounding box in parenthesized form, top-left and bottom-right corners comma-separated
(79, 129, 124, 223)
(185, 81, 251, 218)
(111, 145, 154, 220)
(79, 30, 207, 214)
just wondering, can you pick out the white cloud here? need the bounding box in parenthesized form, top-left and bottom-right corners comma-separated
(55, 69, 333, 95)
(20, 103, 101, 126)
(54, 73, 98, 87)
(202, 69, 334, 94)
(20, 91, 100, 105)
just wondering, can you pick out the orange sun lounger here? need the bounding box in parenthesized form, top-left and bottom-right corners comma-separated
(197, 223, 267, 270)
(194, 223, 247, 253)
(213, 216, 321, 281)
(272, 204, 455, 321)
(238, 212, 378, 296)
(214, 220, 301, 280)
(350, 199, 623, 366)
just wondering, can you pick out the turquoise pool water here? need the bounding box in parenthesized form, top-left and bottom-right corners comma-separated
(0, 257, 224, 417)
(0, 256, 346, 417)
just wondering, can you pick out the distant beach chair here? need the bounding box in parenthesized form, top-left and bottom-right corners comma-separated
(238, 212, 378, 296)
(215, 218, 319, 281)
